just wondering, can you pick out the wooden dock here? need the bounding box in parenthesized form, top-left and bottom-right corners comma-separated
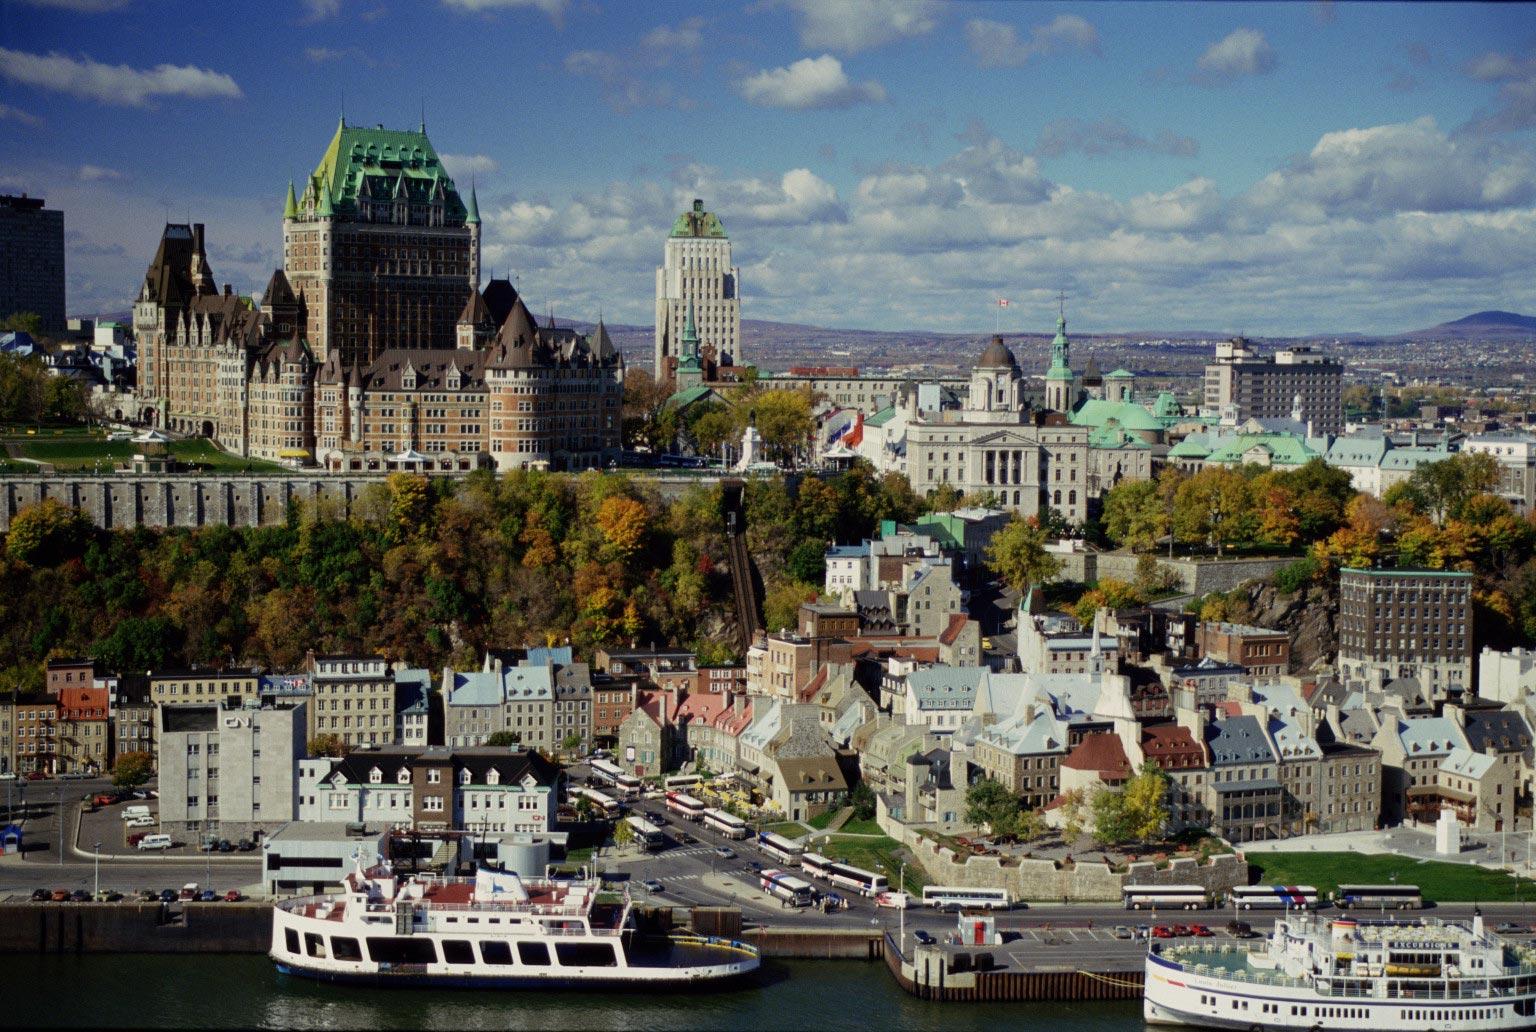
(882, 931, 1145, 1002)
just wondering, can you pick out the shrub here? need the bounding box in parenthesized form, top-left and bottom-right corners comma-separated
(1273, 554, 1320, 594)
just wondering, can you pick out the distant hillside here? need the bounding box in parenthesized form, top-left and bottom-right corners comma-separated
(1395, 310, 1536, 340)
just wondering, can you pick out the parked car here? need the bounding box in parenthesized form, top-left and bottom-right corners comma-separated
(1226, 920, 1255, 939)
(217, 839, 234, 853)
(24, 772, 48, 781)
(50, 889, 71, 902)
(1495, 922, 1530, 935)
(158, 889, 178, 903)
(1191, 924, 1213, 938)
(0, 771, 16, 781)
(1152, 925, 1175, 939)
(30, 888, 49, 902)
(236, 839, 256, 852)
(127, 816, 156, 828)
(60, 771, 90, 780)
(642, 879, 664, 893)
(874, 891, 910, 909)
(94, 890, 123, 902)
(137, 889, 158, 902)
(224, 890, 242, 902)
(1171, 924, 1192, 937)
(196, 890, 217, 902)
(913, 930, 936, 945)
(69, 889, 91, 902)
(1113, 925, 1134, 939)
(713, 847, 736, 859)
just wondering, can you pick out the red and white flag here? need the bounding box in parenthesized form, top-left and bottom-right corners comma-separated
(997, 299, 1011, 307)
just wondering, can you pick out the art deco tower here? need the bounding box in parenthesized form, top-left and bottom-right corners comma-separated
(654, 198, 740, 378)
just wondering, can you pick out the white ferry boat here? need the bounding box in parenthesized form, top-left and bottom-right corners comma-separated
(271, 859, 760, 989)
(1145, 912, 1536, 1031)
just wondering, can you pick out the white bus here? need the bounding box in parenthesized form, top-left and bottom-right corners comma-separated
(1332, 884, 1423, 910)
(702, 808, 749, 840)
(664, 774, 703, 792)
(921, 885, 1012, 911)
(665, 791, 707, 822)
(573, 787, 622, 818)
(801, 852, 889, 897)
(625, 814, 665, 852)
(589, 759, 642, 799)
(1122, 884, 1212, 910)
(760, 869, 816, 908)
(758, 831, 803, 867)
(1230, 885, 1321, 910)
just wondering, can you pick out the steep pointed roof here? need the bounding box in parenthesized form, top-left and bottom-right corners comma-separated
(465, 183, 480, 225)
(307, 119, 467, 221)
(489, 298, 544, 369)
(263, 269, 298, 310)
(314, 182, 334, 217)
(481, 278, 519, 326)
(1046, 313, 1073, 381)
(457, 288, 492, 326)
(589, 318, 616, 362)
(284, 180, 298, 220)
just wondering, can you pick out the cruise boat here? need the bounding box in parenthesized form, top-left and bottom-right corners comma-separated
(271, 858, 760, 988)
(1145, 912, 1536, 1030)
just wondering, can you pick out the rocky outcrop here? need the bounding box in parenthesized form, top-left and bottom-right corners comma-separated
(1228, 577, 1338, 676)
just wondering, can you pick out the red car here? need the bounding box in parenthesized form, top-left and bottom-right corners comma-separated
(1191, 924, 1213, 937)
(49, 888, 71, 902)
(223, 890, 242, 902)
(24, 772, 49, 781)
(1152, 925, 1175, 939)
(1171, 924, 1192, 937)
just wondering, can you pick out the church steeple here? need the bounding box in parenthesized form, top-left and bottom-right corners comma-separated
(682, 300, 700, 358)
(1044, 299, 1075, 413)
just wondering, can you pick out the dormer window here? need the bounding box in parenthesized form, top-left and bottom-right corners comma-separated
(397, 768, 411, 785)
(459, 768, 473, 786)
(486, 768, 500, 786)
(369, 767, 382, 784)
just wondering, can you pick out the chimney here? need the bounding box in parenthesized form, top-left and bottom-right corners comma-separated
(733, 693, 744, 717)
(193, 223, 205, 255)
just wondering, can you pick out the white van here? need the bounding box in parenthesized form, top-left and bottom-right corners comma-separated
(122, 805, 151, 822)
(127, 815, 156, 828)
(138, 834, 173, 851)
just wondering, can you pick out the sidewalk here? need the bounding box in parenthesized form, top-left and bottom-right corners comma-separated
(1239, 824, 1536, 875)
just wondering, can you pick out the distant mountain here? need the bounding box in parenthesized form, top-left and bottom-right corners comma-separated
(1394, 310, 1536, 340)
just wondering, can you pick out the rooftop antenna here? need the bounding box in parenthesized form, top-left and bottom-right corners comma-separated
(340, 91, 345, 126)
(421, 97, 426, 133)
(1057, 288, 1068, 319)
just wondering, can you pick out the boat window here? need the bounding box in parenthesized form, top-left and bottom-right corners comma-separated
(555, 942, 618, 967)
(365, 937, 438, 965)
(480, 941, 513, 965)
(305, 933, 327, 958)
(331, 937, 362, 961)
(285, 928, 300, 955)
(441, 940, 475, 965)
(517, 941, 551, 966)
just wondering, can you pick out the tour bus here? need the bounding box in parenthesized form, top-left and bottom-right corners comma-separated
(702, 808, 749, 840)
(801, 852, 889, 897)
(1121, 884, 1213, 910)
(1332, 884, 1424, 910)
(1230, 885, 1321, 910)
(758, 831, 804, 867)
(663, 774, 703, 792)
(625, 814, 665, 852)
(665, 791, 707, 822)
(589, 759, 643, 799)
(921, 885, 1013, 911)
(573, 787, 622, 819)
(760, 869, 817, 908)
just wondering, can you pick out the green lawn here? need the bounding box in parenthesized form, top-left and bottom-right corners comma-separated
(837, 817, 885, 836)
(807, 810, 838, 830)
(815, 834, 927, 894)
(1249, 852, 1532, 903)
(759, 821, 809, 837)
(10, 437, 285, 472)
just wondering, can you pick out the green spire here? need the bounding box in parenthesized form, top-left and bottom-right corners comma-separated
(1046, 313, 1073, 381)
(315, 179, 334, 218)
(682, 301, 700, 358)
(465, 182, 480, 225)
(284, 180, 298, 220)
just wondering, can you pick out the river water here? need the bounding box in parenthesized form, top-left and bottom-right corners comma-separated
(8, 953, 1146, 1030)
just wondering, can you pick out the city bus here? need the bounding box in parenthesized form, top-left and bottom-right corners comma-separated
(1332, 884, 1423, 910)
(589, 759, 642, 799)
(758, 831, 803, 867)
(624, 814, 665, 852)
(665, 791, 707, 822)
(801, 852, 889, 897)
(1230, 885, 1321, 910)
(1121, 884, 1213, 910)
(760, 869, 817, 908)
(664, 774, 703, 792)
(573, 787, 622, 818)
(921, 885, 1012, 911)
(702, 808, 749, 839)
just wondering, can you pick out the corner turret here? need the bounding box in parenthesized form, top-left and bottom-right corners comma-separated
(284, 181, 298, 221)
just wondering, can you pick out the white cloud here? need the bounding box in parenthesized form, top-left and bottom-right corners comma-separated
(1463, 50, 1536, 133)
(565, 49, 684, 113)
(1125, 178, 1224, 232)
(685, 167, 844, 228)
(78, 164, 123, 181)
(441, 0, 566, 18)
(1036, 118, 1198, 158)
(302, 0, 341, 19)
(966, 14, 1100, 69)
(1197, 28, 1276, 82)
(738, 55, 886, 110)
(783, 0, 941, 54)
(0, 103, 43, 127)
(440, 153, 499, 180)
(0, 48, 242, 107)
(641, 17, 705, 53)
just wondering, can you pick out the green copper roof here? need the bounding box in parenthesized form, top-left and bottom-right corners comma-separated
(1046, 312, 1073, 380)
(465, 183, 480, 225)
(865, 405, 899, 427)
(668, 385, 714, 408)
(284, 180, 298, 220)
(1152, 391, 1180, 418)
(671, 198, 728, 238)
(314, 181, 334, 217)
(1168, 436, 1213, 458)
(1105, 368, 1134, 379)
(304, 118, 467, 221)
(1204, 433, 1321, 466)
(682, 300, 700, 355)
(1069, 399, 1162, 432)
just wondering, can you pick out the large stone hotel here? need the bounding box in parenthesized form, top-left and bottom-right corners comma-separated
(135, 121, 622, 472)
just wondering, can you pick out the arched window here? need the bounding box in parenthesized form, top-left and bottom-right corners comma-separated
(1053, 490, 1062, 505)
(1069, 490, 1077, 506)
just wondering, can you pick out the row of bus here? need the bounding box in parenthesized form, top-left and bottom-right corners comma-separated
(1122, 884, 1425, 910)
(588, 762, 738, 802)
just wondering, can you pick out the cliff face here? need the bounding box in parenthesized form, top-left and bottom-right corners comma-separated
(1227, 577, 1338, 676)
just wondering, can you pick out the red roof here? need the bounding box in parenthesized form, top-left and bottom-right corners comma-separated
(938, 614, 969, 646)
(796, 667, 829, 704)
(1141, 724, 1207, 768)
(1061, 732, 1131, 779)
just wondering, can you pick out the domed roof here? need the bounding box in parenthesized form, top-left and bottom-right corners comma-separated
(976, 335, 1018, 370)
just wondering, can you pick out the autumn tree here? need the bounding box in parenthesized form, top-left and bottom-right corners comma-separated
(308, 734, 350, 758)
(595, 495, 648, 564)
(111, 751, 154, 788)
(1072, 578, 1146, 625)
(5, 497, 92, 565)
(612, 814, 635, 849)
(1396, 452, 1500, 524)
(1102, 479, 1166, 553)
(385, 472, 431, 544)
(985, 514, 1062, 592)
(1173, 467, 1255, 557)
(749, 386, 816, 467)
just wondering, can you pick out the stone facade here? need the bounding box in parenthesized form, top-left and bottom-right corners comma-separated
(655, 199, 741, 377)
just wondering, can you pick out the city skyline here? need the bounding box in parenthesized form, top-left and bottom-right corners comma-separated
(2, 0, 1534, 336)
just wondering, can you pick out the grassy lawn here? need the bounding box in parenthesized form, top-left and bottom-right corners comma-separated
(837, 817, 885, 836)
(807, 810, 838, 830)
(10, 437, 286, 472)
(1249, 852, 1530, 903)
(759, 821, 809, 837)
(815, 834, 927, 894)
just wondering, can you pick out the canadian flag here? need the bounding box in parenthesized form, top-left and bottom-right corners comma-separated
(997, 299, 1011, 307)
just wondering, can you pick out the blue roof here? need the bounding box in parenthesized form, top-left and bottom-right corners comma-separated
(1207, 715, 1276, 766)
(527, 646, 573, 667)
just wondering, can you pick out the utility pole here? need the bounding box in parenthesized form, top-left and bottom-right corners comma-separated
(94, 842, 101, 897)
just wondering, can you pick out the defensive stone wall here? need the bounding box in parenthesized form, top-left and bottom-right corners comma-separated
(1052, 550, 1292, 597)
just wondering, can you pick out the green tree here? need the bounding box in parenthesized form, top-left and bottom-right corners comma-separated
(1399, 452, 1501, 524)
(985, 514, 1062, 592)
(5, 497, 93, 565)
(763, 577, 818, 632)
(561, 732, 583, 752)
(94, 615, 182, 673)
(1173, 467, 1255, 557)
(1059, 787, 1088, 844)
(613, 814, 635, 850)
(110, 750, 154, 788)
(1, 312, 43, 335)
(1120, 763, 1172, 844)
(1102, 479, 1166, 553)
(308, 734, 350, 758)
(1089, 786, 1133, 847)
(965, 777, 1021, 834)
(485, 731, 522, 747)
(849, 780, 877, 821)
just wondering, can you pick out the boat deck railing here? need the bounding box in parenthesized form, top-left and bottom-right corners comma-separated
(1159, 944, 1536, 1000)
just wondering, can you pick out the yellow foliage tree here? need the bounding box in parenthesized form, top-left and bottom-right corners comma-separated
(595, 495, 648, 563)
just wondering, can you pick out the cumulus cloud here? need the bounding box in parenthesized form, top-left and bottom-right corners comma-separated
(1036, 118, 1198, 159)
(738, 55, 886, 110)
(0, 48, 242, 107)
(302, 0, 341, 19)
(782, 0, 941, 54)
(440, 153, 499, 181)
(965, 14, 1100, 69)
(0, 103, 43, 127)
(565, 49, 686, 113)
(641, 17, 705, 53)
(441, 0, 566, 18)
(1463, 49, 1536, 133)
(689, 167, 844, 228)
(1196, 28, 1276, 82)
(78, 164, 123, 181)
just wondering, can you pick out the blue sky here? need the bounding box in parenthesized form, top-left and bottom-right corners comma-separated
(3, 0, 1535, 337)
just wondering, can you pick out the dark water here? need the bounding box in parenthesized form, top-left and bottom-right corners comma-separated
(6, 953, 1146, 1030)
